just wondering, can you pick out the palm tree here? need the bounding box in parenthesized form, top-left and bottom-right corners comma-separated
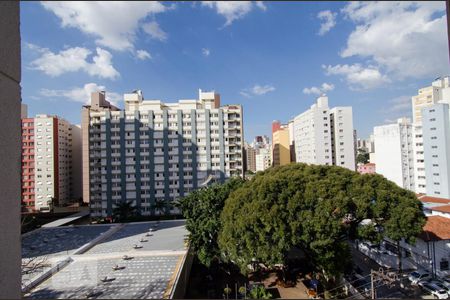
(151, 199, 167, 216)
(113, 201, 137, 222)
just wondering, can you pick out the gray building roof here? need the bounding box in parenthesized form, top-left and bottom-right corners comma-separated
(23, 220, 188, 299)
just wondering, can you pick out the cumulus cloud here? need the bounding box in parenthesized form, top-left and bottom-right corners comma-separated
(240, 84, 275, 97)
(323, 64, 390, 90)
(340, 1, 448, 80)
(41, 1, 168, 51)
(39, 83, 122, 105)
(201, 1, 266, 26)
(136, 49, 152, 60)
(303, 82, 335, 95)
(142, 20, 168, 41)
(29, 45, 119, 79)
(202, 48, 211, 56)
(317, 10, 337, 35)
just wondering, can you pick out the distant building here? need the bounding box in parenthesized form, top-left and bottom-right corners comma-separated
(422, 103, 450, 198)
(272, 121, 291, 166)
(357, 163, 376, 174)
(255, 146, 272, 171)
(21, 103, 28, 118)
(83, 90, 244, 217)
(21, 115, 81, 212)
(412, 77, 450, 194)
(292, 95, 356, 170)
(244, 143, 257, 172)
(373, 118, 415, 191)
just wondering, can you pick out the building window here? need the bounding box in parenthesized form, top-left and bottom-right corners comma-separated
(440, 259, 449, 271)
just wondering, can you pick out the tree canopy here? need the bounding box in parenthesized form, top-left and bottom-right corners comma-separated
(178, 177, 245, 267)
(356, 149, 370, 164)
(218, 163, 425, 277)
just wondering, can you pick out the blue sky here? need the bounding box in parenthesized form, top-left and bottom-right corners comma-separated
(21, 1, 449, 141)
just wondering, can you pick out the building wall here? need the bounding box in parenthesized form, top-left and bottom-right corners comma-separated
(330, 106, 356, 170)
(412, 77, 450, 194)
(293, 96, 355, 171)
(422, 103, 450, 198)
(71, 125, 82, 201)
(374, 118, 415, 191)
(87, 91, 243, 217)
(0, 1, 21, 297)
(21, 118, 35, 211)
(255, 146, 272, 171)
(272, 127, 290, 166)
(245, 145, 257, 172)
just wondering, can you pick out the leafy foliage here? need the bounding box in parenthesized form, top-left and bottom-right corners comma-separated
(219, 163, 425, 277)
(178, 177, 245, 267)
(113, 201, 138, 222)
(356, 149, 370, 164)
(249, 285, 273, 299)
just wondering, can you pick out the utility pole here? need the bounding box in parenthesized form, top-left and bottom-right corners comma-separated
(370, 268, 399, 299)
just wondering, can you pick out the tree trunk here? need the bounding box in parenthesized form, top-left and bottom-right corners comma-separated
(397, 240, 402, 273)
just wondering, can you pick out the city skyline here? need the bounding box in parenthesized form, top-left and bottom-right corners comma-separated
(21, 1, 450, 141)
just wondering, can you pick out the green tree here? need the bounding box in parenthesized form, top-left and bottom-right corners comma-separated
(218, 164, 425, 278)
(249, 286, 272, 299)
(356, 149, 370, 164)
(113, 201, 138, 222)
(151, 199, 167, 215)
(177, 177, 245, 267)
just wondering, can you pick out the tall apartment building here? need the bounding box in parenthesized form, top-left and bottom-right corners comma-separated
(412, 77, 450, 194)
(21, 115, 81, 212)
(272, 121, 291, 166)
(373, 118, 415, 191)
(255, 146, 272, 171)
(244, 143, 257, 172)
(422, 103, 450, 198)
(83, 89, 244, 217)
(292, 95, 356, 170)
(250, 135, 272, 172)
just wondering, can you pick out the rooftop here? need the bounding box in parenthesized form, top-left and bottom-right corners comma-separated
(420, 216, 450, 241)
(417, 195, 450, 204)
(22, 220, 188, 299)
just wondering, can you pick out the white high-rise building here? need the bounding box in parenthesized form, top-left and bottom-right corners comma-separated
(255, 146, 272, 171)
(422, 103, 450, 198)
(293, 95, 355, 170)
(21, 114, 81, 212)
(373, 118, 415, 191)
(83, 89, 244, 217)
(412, 77, 450, 194)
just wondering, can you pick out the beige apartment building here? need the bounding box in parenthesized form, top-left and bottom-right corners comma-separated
(82, 89, 244, 217)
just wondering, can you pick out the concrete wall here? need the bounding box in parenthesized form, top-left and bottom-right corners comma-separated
(71, 125, 82, 200)
(0, 1, 21, 298)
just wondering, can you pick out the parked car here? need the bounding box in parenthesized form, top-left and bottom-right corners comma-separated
(408, 270, 431, 285)
(430, 280, 450, 296)
(420, 282, 449, 299)
(440, 276, 450, 289)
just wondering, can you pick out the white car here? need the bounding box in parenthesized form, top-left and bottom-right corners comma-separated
(430, 280, 450, 296)
(420, 282, 449, 299)
(408, 270, 431, 285)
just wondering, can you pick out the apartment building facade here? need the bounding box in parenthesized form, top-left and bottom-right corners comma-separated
(244, 143, 257, 172)
(292, 95, 356, 170)
(422, 103, 450, 198)
(373, 118, 415, 191)
(21, 115, 81, 212)
(272, 121, 291, 167)
(412, 77, 450, 194)
(83, 90, 244, 217)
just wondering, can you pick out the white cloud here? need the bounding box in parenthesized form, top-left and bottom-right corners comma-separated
(317, 10, 337, 35)
(201, 1, 266, 26)
(136, 49, 152, 60)
(39, 83, 122, 105)
(29, 45, 119, 79)
(202, 48, 211, 56)
(41, 1, 168, 51)
(340, 1, 448, 80)
(381, 95, 412, 114)
(142, 21, 168, 41)
(303, 82, 335, 95)
(323, 64, 390, 90)
(240, 84, 275, 97)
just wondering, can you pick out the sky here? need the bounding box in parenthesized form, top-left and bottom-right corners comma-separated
(21, 1, 449, 141)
